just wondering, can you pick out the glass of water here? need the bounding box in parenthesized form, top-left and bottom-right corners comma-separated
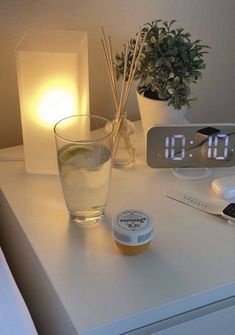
(54, 114, 113, 224)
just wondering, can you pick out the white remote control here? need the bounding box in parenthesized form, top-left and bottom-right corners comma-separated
(212, 176, 235, 199)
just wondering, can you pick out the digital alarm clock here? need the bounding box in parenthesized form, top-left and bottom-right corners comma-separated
(147, 124, 235, 168)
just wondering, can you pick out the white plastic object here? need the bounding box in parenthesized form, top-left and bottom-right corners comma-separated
(112, 209, 153, 247)
(163, 189, 221, 215)
(136, 90, 186, 138)
(171, 168, 212, 180)
(212, 176, 235, 199)
(164, 189, 235, 224)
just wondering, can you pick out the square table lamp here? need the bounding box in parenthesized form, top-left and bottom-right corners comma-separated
(16, 29, 89, 174)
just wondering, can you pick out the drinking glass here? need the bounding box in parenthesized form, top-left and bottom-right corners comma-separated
(54, 114, 113, 224)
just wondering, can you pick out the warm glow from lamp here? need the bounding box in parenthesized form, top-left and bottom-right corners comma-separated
(37, 89, 75, 126)
(16, 29, 89, 174)
(36, 81, 77, 127)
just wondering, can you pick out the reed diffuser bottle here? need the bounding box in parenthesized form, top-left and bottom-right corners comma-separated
(111, 113, 136, 168)
(101, 27, 146, 168)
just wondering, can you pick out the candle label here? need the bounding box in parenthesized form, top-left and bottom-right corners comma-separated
(116, 210, 151, 231)
(113, 209, 154, 246)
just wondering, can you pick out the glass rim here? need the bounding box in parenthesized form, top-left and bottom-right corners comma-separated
(54, 114, 113, 143)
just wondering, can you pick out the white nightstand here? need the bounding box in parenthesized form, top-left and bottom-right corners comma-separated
(0, 122, 235, 335)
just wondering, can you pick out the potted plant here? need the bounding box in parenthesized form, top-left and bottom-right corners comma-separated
(115, 19, 209, 135)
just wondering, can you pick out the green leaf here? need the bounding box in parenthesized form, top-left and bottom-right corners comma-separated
(165, 60, 172, 69)
(158, 31, 166, 42)
(156, 58, 165, 67)
(150, 36, 157, 43)
(199, 63, 206, 69)
(167, 88, 176, 95)
(169, 19, 177, 28)
(174, 76, 180, 83)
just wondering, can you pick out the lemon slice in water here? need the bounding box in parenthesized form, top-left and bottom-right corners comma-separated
(59, 145, 93, 165)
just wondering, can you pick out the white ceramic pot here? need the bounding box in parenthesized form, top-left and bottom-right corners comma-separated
(136, 90, 186, 137)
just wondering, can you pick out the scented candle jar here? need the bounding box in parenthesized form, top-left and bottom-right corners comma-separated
(112, 210, 154, 255)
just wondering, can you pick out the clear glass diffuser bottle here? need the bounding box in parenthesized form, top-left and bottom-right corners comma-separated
(111, 113, 136, 168)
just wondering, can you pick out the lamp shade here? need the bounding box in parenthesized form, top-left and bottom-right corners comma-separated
(16, 29, 89, 174)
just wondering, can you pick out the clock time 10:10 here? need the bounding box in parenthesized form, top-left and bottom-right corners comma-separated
(164, 133, 230, 161)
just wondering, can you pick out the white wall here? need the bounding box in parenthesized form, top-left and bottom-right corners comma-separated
(0, 0, 234, 148)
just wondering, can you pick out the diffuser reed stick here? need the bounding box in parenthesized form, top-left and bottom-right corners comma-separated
(101, 28, 146, 163)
